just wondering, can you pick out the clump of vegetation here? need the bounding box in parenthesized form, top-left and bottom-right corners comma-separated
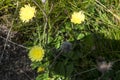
(0, 0, 120, 80)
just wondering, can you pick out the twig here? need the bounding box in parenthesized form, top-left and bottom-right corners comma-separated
(0, 20, 14, 63)
(32, 0, 47, 21)
(95, 0, 120, 22)
(48, 3, 53, 16)
(81, 46, 95, 58)
(112, 59, 120, 63)
(49, 50, 63, 68)
(32, 0, 48, 45)
(71, 68, 96, 78)
(20, 69, 33, 80)
(70, 58, 120, 78)
(0, 36, 27, 49)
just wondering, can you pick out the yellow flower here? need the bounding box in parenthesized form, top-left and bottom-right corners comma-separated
(28, 46, 45, 62)
(71, 11, 85, 24)
(19, 4, 36, 22)
(37, 67, 45, 73)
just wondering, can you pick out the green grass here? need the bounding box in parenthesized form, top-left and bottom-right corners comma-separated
(0, 0, 120, 80)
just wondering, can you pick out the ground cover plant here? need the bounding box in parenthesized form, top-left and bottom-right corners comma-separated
(0, 0, 120, 80)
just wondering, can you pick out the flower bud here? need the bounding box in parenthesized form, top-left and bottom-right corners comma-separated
(41, 0, 46, 3)
(60, 41, 72, 53)
(96, 57, 112, 73)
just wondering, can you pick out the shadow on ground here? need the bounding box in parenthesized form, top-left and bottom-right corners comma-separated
(50, 32, 120, 80)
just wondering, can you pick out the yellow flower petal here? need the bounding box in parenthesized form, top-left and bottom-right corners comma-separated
(28, 46, 45, 62)
(19, 4, 36, 22)
(71, 11, 85, 24)
(37, 67, 45, 73)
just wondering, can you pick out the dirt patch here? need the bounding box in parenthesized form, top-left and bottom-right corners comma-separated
(0, 32, 37, 80)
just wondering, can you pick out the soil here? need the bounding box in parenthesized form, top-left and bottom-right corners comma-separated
(0, 31, 37, 80)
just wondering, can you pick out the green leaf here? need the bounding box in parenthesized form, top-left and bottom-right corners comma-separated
(31, 62, 42, 69)
(65, 22, 71, 31)
(77, 33, 85, 40)
(36, 73, 49, 80)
